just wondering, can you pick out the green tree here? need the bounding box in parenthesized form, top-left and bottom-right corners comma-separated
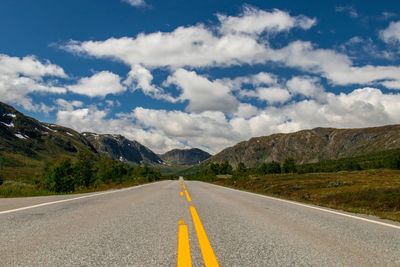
(74, 150, 96, 187)
(219, 161, 233, 174)
(44, 159, 75, 192)
(260, 161, 281, 174)
(267, 161, 281, 174)
(236, 162, 247, 173)
(388, 154, 400, 169)
(210, 163, 221, 174)
(283, 158, 296, 173)
(342, 159, 362, 171)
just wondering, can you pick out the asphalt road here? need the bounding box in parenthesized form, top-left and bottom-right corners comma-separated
(1, 180, 400, 266)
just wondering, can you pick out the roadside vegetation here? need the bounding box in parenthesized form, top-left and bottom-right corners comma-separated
(0, 150, 162, 197)
(185, 149, 400, 222)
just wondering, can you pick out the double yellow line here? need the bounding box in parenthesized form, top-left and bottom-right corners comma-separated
(177, 180, 219, 267)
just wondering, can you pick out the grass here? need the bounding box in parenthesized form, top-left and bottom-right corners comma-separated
(0, 178, 155, 198)
(0, 181, 53, 197)
(213, 169, 400, 222)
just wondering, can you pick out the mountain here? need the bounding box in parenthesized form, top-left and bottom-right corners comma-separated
(207, 125, 400, 167)
(160, 148, 211, 165)
(0, 102, 96, 159)
(83, 132, 163, 165)
(0, 102, 98, 180)
(0, 101, 162, 181)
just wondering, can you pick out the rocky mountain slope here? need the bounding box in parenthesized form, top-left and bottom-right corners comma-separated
(0, 102, 96, 159)
(83, 132, 163, 165)
(208, 125, 400, 167)
(160, 148, 211, 165)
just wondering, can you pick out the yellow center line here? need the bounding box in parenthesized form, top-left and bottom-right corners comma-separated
(190, 205, 219, 267)
(177, 219, 192, 267)
(180, 191, 184, 196)
(184, 190, 192, 202)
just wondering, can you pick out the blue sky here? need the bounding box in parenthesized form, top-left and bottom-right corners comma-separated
(1, 0, 400, 153)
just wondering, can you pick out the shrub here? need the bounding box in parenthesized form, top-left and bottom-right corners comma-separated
(259, 161, 281, 174)
(43, 159, 75, 193)
(283, 158, 296, 173)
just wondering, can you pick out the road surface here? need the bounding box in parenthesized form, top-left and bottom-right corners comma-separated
(1, 180, 400, 266)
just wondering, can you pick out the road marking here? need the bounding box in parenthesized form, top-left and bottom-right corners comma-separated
(180, 191, 184, 197)
(184, 190, 192, 202)
(210, 183, 400, 230)
(177, 219, 192, 267)
(190, 205, 219, 267)
(0, 182, 159, 215)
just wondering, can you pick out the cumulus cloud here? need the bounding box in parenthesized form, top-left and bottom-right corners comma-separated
(380, 21, 400, 43)
(286, 76, 324, 99)
(64, 25, 267, 69)
(381, 80, 400, 89)
(56, 98, 84, 110)
(270, 40, 400, 86)
(218, 6, 316, 35)
(226, 72, 278, 89)
(0, 54, 67, 111)
(124, 64, 177, 102)
(67, 71, 125, 97)
(241, 87, 291, 104)
(165, 69, 239, 113)
(234, 103, 259, 119)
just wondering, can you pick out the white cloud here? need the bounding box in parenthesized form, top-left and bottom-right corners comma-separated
(226, 72, 278, 89)
(64, 25, 267, 69)
(67, 71, 125, 97)
(124, 64, 177, 102)
(165, 69, 239, 113)
(286, 76, 324, 99)
(0, 54, 67, 111)
(258, 87, 291, 104)
(380, 21, 400, 43)
(270, 40, 400, 86)
(56, 98, 84, 110)
(381, 80, 400, 89)
(0, 54, 66, 78)
(122, 0, 147, 8)
(234, 103, 259, 119)
(218, 6, 316, 35)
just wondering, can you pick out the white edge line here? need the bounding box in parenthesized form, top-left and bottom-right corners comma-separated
(0, 182, 159, 215)
(203, 182, 400, 230)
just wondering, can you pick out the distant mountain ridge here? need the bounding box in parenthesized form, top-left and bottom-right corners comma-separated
(83, 132, 163, 165)
(207, 125, 400, 167)
(160, 148, 211, 165)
